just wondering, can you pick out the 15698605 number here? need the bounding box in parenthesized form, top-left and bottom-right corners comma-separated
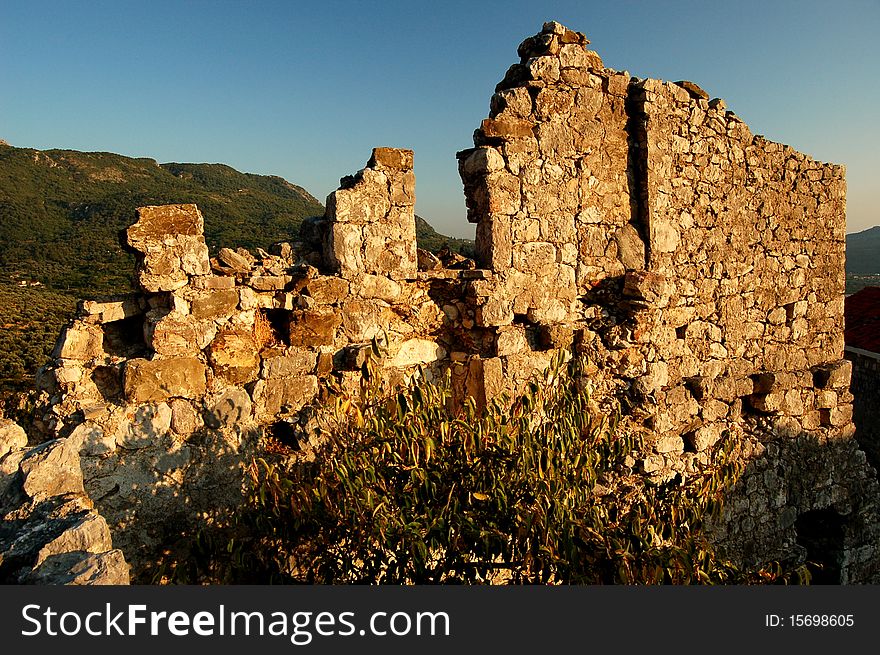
(790, 615, 854, 627)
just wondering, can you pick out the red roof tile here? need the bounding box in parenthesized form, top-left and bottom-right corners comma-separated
(845, 287, 880, 353)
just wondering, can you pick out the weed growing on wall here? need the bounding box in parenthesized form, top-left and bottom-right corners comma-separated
(223, 350, 798, 584)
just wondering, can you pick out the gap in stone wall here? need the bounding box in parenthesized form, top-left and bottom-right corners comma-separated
(795, 508, 845, 584)
(101, 315, 148, 359)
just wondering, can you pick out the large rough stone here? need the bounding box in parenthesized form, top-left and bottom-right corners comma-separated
(389, 339, 447, 368)
(0, 419, 27, 458)
(207, 330, 260, 384)
(261, 349, 316, 378)
(127, 204, 211, 292)
(35, 513, 113, 566)
(288, 308, 341, 347)
(204, 388, 253, 429)
(123, 358, 208, 403)
(190, 289, 240, 320)
(116, 403, 172, 449)
(19, 439, 84, 499)
(52, 324, 105, 361)
(24, 550, 130, 585)
(253, 376, 319, 418)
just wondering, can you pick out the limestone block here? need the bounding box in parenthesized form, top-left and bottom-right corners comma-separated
(217, 247, 252, 274)
(369, 147, 414, 171)
(527, 56, 560, 82)
(480, 116, 535, 139)
(127, 204, 211, 292)
(538, 324, 574, 350)
(460, 147, 505, 176)
(204, 388, 253, 429)
(123, 357, 208, 403)
(327, 222, 365, 276)
(303, 276, 350, 304)
(475, 298, 513, 327)
(208, 330, 260, 384)
(484, 170, 521, 215)
(613, 224, 646, 270)
(476, 216, 513, 270)
(52, 324, 105, 361)
(170, 399, 201, 436)
(117, 403, 172, 449)
(190, 275, 237, 290)
(69, 421, 115, 456)
(388, 339, 447, 368)
(24, 550, 130, 585)
(288, 307, 342, 347)
(19, 438, 85, 499)
(513, 241, 556, 275)
(80, 297, 143, 324)
(340, 300, 393, 342)
(623, 271, 673, 307)
(247, 276, 291, 292)
(558, 43, 598, 69)
(261, 349, 317, 379)
(359, 274, 402, 302)
(634, 361, 669, 395)
(688, 423, 724, 452)
(813, 360, 852, 389)
(35, 513, 113, 566)
(0, 418, 27, 458)
(655, 434, 684, 454)
(651, 219, 681, 253)
(253, 376, 319, 418)
(147, 313, 214, 356)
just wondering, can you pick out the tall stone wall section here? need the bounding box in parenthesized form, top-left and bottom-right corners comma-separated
(16, 22, 880, 583)
(457, 22, 878, 581)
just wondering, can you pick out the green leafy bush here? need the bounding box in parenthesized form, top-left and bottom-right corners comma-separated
(227, 352, 795, 584)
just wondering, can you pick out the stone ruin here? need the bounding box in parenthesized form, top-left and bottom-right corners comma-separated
(1, 22, 878, 583)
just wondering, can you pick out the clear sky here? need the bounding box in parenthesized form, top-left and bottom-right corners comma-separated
(1, 0, 877, 238)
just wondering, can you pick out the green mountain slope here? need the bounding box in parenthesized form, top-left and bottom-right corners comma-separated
(0, 143, 324, 294)
(415, 215, 475, 258)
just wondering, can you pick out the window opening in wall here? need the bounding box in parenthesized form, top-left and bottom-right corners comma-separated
(266, 420, 301, 453)
(795, 508, 845, 584)
(257, 309, 291, 347)
(91, 365, 123, 401)
(101, 315, 148, 358)
(675, 325, 687, 340)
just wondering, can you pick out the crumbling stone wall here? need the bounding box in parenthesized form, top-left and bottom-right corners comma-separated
(457, 21, 879, 582)
(21, 22, 880, 583)
(32, 151, 456, 580)
(845, 347, 880, 472)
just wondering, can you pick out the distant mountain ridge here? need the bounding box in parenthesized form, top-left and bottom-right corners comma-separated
(0, 142, 324, 294)
(846, 226, 880, 275)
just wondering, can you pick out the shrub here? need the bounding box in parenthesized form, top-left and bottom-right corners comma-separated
(224, 350, 796, 584)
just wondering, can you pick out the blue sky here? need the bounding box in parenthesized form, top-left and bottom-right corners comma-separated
(1, 0, 877, 238)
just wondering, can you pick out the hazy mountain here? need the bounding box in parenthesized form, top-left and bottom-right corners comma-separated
(846, 226, 880, 275)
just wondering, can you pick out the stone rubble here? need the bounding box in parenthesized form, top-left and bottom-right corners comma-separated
(0, 424, 130, 584)
(10, 22, 879, 583)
